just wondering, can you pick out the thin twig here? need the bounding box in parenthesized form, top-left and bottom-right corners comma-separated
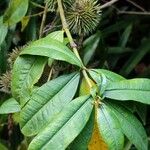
(26, 11, 44, 18)
(118, 10, 150, 15)
(109, 4, 150, 16)
(100, 0, 119, 9)
(39, 2, 49, 38)
(47, 68, 53, 82)
(101, 0, 149, 16)
(126, 0, 146, 12)
(43, 11, 60, 34)
(30, 1, 45, 9)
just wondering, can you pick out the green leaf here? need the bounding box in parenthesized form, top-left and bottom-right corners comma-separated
(20, 72, 80, 136)
(21, 16, 30, 32)
(0, 17, 8, 45)
(120, 39, 150, 76)
(0, 42, 7, 73)
(89, 70, 107, 96)
(107, 101, 148, 150)
(89, 69, 125, 96)
(90, 69, 125, 82)
(97, 103, 124, 150)
(102, 20, 133, 38)
(135, 103, 147, 125)
(104, 78, 150, 104)
(20, 37, 83, 67)
(3, 0, 29, 26)
(45, 31, 64, 66)
(11, 56, 47, 106)
(0, 142, 8, 150)
(28, 95, 93, 150)
(107, 47, 132, 54)
(24, 17, 37, 41)
(118, 24, 132, 48)
(0, 98, 20, 114)
(83, 32, 101, 65)
(109, 23, 132, 68)
(46, 31, 64, 43)
(67, 109, 95, 150)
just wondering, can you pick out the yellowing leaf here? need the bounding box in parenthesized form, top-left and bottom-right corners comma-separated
(21, 16, 30, 32)
(12, 112, 20, 124)
(97, 104, 124, 150)
(88, 117, 108, 150)
(80, 77, 96, 95)
(3, 0, 29, 26)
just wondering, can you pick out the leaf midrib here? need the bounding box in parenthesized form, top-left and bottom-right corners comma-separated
(18, 58, 37, 97)
(108, 103, 146, 149)
(21, 74, 78, 129)
(101, 105, 119, 149)
(91, 69, 125, 81)
(23, 43, 81, 66)
(105, 88, 150, 92)
(6, 0, 27, 23)
(41, 97, 91, 149)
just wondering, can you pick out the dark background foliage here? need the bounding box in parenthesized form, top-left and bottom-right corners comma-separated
(0, 0, 150, 149)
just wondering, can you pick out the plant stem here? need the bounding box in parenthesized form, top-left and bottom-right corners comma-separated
(56, 0, 82, 62)
(30, 1, 45, 9)
(126, 0, 146, 12)
(39, 2, 49, 38)
(82, 70, 92, 88)
(57, 0, 92, 88)
(25, 11, 45, 18)
(47, 67, 53, 82)
(100, 0, 119, 9)
(118, 10, 150, 15)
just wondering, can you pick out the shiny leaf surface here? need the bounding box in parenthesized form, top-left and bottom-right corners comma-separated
(11, 56, 47, 106)
(20, 72, 80, 136)
(21, 37, 83, 67)
(0, 98, 20, 114)
(4, 0, 29, 26)
(97, 104, 124, 150)
(108, 101, 148, 150)
(104, 78, 150, 104)
(28, 96, 93, 150)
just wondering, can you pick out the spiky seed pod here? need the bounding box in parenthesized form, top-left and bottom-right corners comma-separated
(45, 0, 73, 11)
(0, 71, 11, 92)
(65, 0, 101, 36)
(8, 44, 28, 68)
(8, 47, 21, 68)
(45, 0, 57, 11)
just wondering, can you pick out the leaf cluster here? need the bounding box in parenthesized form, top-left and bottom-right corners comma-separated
(0, 0, 150, 150)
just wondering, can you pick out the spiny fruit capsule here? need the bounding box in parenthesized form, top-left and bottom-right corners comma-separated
(65, 0, 101, 36)
(45, 0, 101, 36)
(45, 0, 73, 11)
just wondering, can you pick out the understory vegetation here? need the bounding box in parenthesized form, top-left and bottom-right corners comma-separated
(0, 0, 150, 150)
